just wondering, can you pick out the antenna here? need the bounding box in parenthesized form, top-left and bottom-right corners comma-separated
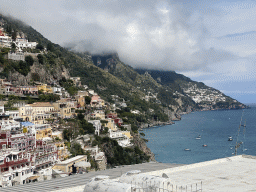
(235, 111, 244, 156)
(243, 119, 246, 152)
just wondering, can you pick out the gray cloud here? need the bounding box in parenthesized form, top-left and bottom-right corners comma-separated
(0, 0, 233, 71)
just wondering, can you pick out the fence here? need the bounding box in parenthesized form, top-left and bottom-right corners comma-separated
(131, 181, 202, 192)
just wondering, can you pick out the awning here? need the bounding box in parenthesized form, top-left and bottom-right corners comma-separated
(27, 175, 40, 180)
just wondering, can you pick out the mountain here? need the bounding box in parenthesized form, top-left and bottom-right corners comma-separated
(0, 14, 246, 121)
(89, 54, 245, 111)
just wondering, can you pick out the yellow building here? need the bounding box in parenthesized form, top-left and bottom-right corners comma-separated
(53, 155, 88, 173)
(19, 104, 33, 122)
(122, 131, 133, 139)
(19, 102, 54, 124)
(37, 84, 53, 94)
(54, 142, 70, 161)
(53, 100, 74, 119)
(104, 119, 117, 131)
(35, 124, 52, 140)
(75, 95, 85, 108)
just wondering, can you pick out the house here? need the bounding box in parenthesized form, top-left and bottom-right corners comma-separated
(104, 119, 117, 131)
(0, 150, 35, 187)
(16, 86, 38, 95)
(70, 77, 81, 87)
(0, 130, 36, 151)
(0, 35, 12, 48)
(53, 100, 74, 119)
(14, 38, 37, 49)
(34, 124, 52, 140)
(32, 141, 58, 170)
(75, 92, 87, 108)
(53, 155, 88, 173)
(106, 113, 118, 119)
(90, 95, 105, 108)
(37, 84, 53, 94)
(90, 110, 105, 120)
(54, 142, 70, 161)
(88, 120, 101, 136)
(51, 131, 63, 140)
(0, 121, 36, 152)
(88, 89, 95, 95)
(19, 102, 54, 124)
(114, 118, 123, 127)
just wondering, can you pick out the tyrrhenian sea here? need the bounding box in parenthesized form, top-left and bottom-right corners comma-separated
(142, 107, 256, 164)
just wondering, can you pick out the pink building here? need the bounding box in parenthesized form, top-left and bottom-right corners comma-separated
(90, 95, 104, 108)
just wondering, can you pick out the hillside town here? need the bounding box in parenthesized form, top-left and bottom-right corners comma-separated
(0, 76, 137, 187)
(0, 22, 146, 188)
(181, 82, 244, 110)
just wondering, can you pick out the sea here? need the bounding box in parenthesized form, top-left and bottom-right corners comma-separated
(141, 107, 256, 164)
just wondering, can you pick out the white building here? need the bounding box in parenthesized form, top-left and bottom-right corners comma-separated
(88, 120, 101, 136)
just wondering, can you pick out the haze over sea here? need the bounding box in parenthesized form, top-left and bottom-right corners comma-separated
(142, 107, 256, 164)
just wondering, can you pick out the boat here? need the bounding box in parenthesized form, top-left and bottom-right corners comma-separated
(202, 144, 207, 147)
(184, 148, 191, 151)
(196, 135, 201, 140)
(228, 136, 233, 141)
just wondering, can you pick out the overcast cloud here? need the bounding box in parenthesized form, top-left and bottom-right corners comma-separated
(0, 0, 233, 71)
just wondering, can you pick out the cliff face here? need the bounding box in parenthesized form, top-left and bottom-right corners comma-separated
(133, 134, 155, 161)
(5, 58, 69, 86)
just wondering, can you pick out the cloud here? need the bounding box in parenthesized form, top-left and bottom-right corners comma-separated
(0, 0, 234, 71)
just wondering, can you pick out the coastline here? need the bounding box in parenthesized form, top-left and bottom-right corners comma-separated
(138, 107, 249, 163)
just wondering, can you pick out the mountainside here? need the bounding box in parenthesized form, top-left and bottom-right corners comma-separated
(89, 54, 245, 111)
(0, 14, 246, 117)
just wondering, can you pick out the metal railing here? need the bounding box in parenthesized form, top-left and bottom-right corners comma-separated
(131, 181, 202, 192)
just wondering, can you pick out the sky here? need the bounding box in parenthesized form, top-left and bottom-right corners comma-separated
(0, 0, 255, 104)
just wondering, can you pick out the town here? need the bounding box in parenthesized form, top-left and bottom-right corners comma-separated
(0, 74, 140, 187)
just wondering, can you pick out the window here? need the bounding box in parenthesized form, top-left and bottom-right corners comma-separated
(16, 172, 18, 176)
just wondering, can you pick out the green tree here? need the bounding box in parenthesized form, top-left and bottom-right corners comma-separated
(80, 119, 94, 134)
(0, 54, 4, 64)
(17, 60, 30, 76)
(47, 43, 54, 52)
(11, 43, 16, 50)
(11, 31, 17, 40)
(63, 128, 72, 141)
(25, 55, 34, 66)
(37, 54, 44, 64)
(70, 143, 85, 156)
(77, 113, 84, 121)
(84, 96, 91, 105)
(36, 44, 44, 50)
